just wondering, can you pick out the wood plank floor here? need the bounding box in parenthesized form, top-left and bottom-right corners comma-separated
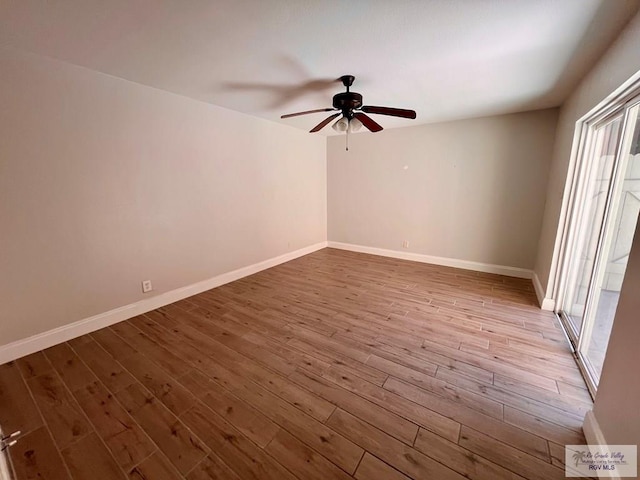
(1, 248, 595, 480)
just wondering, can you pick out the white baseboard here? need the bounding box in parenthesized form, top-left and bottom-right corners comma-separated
(582, 411, 623, 480)
(0, 241, 328, 365)
(327, 241, 533, 279)
(583, 410, 608, 446)
(532, 272, 556, 311)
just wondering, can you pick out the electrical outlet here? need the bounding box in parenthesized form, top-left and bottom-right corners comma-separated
(403, 240, 410, 248)
(141, 280, 153, 293)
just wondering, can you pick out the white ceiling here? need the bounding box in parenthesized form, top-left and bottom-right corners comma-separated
(1, 0, 639, 134)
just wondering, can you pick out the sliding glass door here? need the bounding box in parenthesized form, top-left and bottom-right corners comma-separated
(561, 115, 623, 336)
(559, 98, 640, 392)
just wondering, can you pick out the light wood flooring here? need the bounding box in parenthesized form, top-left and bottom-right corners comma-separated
(1, 248, 594, 480)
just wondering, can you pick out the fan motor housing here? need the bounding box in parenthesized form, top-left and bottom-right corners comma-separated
(332, 92, 362, 111)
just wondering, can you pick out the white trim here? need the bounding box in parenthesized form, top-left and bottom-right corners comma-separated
(580, 69, 640, 127)
(550, 71, 640, 305)
(583, 410, 609, 446)
(581, 410, 626, 480)
(532, 272, 546, 305)
(532, 272, 556, 311)
(582, 410, 624, 480)
(0, 242, 328, 364)
(540, 297, 555, 312)
(327, 241, 533, 279)
(580, 411, 622, 480)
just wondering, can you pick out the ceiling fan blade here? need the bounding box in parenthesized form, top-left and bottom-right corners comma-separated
(281, 108, 336, 119)
(354, 112, 383, 132)
(361, 106, 417, 119)
(310, 113, 341, 133)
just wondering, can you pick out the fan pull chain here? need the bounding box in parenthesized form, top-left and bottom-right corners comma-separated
(346, 125, 349, 151)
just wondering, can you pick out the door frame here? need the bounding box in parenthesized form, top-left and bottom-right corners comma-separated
(550, 72, 640, 314)
(554, 94, 640, 397)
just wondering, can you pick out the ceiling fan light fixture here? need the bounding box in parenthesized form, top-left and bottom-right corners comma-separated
(349, 117, 363, 132)
(332, 116, 349, 132)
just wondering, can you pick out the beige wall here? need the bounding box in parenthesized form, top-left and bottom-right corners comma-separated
(327, 109, 558, 270)
(592, 218, 640, 445)
(534, 11, 640, 299)
(0, 47, 326, 346)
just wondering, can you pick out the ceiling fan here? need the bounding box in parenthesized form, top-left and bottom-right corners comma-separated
(280, 75, 417, 135)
